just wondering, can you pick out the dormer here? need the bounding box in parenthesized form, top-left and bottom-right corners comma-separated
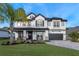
(27, 12, 36, 19)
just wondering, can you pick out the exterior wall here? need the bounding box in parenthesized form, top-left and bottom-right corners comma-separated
(44, 21, 48, 28)
(47, 19, 66, 40)
(48, 20, 66, 30)
(32, 31, 46, 40)
(30, 20, 36, 27)
(35, 15, 47, 28)
(13, 21, 28, 27)
(13, 13, 67, 41)
(13, 15, 48, 28)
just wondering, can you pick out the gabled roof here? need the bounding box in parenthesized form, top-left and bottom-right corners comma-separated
(27, 12, 67, 22)
(27, 12, 36, 16)
(36, 14, 46, 19)
(31, 13, 47, 20)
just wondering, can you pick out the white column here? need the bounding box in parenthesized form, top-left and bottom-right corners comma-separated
(23, 30, 26, 40)
(44, 30, 49, 40)
(63, 33, 66, 40)
(14, 32, 18, 40)
(33, 32, 36, 40)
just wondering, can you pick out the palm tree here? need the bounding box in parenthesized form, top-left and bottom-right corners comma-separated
(0, 3, 28, 44)
(0, 3, 16, 43)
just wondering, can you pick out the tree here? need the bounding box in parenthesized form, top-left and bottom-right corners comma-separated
(0, 3, 28, 44)
(15, 8, 28, 24)
(0, 3, 16, 44)
(68, 32, 79, 42)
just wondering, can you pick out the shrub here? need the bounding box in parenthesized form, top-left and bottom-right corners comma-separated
(1, 40, 18, 45)
(68, 32, 79, 42)
(25, 40, 32, 44)
(1, 41, 10, 45)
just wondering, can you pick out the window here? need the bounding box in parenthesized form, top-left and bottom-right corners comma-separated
(53, 21, 60, 27)
(30, 16, 33, 19)
(61, 22, 65, 26)
(36, 19, 44, 27)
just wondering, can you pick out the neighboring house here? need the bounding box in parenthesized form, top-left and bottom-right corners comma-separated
(13, 12, 67, 41)
(0, 29, 10, 38)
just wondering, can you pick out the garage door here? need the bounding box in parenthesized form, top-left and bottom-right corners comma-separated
(49, 34, 63, 40)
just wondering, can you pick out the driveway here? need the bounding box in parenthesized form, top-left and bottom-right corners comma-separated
(46, 40, 79, 50)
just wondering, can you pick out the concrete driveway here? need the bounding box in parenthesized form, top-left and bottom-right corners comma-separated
(46, 40, 79, 50)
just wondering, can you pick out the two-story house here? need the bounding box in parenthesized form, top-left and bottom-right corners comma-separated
(13, 12, 67, 41)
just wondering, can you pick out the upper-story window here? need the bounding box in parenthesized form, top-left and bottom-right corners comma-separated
(61, 22, 65, 26)
(53, 21, 60, 27)
(30, 16, 34, 19)
(36, 19, 44, 27)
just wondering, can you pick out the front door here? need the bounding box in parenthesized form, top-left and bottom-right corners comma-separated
(28, 31, 32, 40)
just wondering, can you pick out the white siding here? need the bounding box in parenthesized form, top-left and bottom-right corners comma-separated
(13, 13, 67, 40)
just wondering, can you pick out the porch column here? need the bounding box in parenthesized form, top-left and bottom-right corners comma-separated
(33, 32, 36, 40)
(23, 30, 26, 40)
(14, 32, 18, 40)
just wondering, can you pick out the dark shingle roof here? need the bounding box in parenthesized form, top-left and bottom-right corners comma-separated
(47, 17, 67, 22)
(27, 12, 67, 22)
(27, 12, 36, 16)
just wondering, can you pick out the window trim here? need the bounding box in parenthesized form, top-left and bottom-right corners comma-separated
(36, 20, 44, 27)
(53, 21, 60, 27)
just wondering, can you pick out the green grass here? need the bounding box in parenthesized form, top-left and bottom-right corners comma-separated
(0, 39, 79, 56)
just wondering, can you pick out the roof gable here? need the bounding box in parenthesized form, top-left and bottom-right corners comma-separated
(27, 12, 36, 19)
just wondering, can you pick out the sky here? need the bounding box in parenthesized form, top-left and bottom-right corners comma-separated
(1, 3, 79, 28)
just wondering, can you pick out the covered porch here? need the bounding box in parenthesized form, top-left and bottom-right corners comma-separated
(13, 27, 49, 41)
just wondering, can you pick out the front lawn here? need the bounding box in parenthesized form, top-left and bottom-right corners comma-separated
(0, 39, 79, 56)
